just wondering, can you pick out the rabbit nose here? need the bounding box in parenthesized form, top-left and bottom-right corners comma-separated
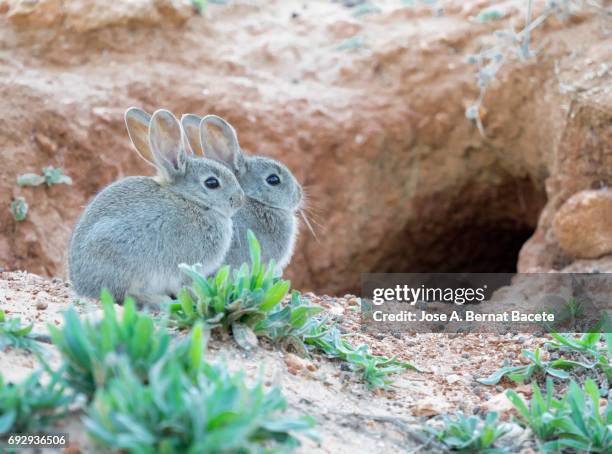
(230, 191, 244, 209)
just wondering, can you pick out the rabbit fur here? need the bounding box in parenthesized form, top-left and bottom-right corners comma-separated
(181, 113, 302, 274)
(68, 108, 244, 307)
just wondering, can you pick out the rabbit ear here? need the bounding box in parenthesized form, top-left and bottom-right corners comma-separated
(124, 107, 156, 168)
(149, 109, 187, 180)
(200, 115, 244, 172)
(181, 114, 204, 155)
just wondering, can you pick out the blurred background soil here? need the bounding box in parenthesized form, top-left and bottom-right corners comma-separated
(0, 0, 610, 295)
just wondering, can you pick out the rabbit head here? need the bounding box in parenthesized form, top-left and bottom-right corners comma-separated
(181, 114, 302, 213)
(125, 108, 244, 217)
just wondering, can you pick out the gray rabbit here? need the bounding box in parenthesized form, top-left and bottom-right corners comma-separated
(68, 108, 244, 307)
(181, 114, 302, 274)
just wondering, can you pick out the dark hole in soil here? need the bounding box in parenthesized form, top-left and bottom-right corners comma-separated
(372, 219, 537, 278)
(399, 220, 536, 273)
(371, 177, 547, 277)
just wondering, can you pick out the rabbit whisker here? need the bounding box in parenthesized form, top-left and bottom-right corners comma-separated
(299, 208, 319, 242)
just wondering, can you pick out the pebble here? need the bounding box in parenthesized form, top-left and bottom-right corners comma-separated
(35, 291, 49, 310)
(495, 385, 504, 392)
(284, 353, 307, 375)
(347, 297, 359, 306)
(462, 352, 470, 359)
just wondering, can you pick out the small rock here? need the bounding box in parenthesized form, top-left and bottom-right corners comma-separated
(284, 353, 314, 375)
(553, 189, 612, 259)
(329, 305, 344, 316)
(462, 352, 470, 359)
(413, 396, 451, 417)
(514, 383, 533, 397)
(35, 291, 49, 310)
(347, 297, 360, 306)
(482, 392, 521, 416)
(446, 374, 463, 384)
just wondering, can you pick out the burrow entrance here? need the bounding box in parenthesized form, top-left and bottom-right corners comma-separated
(371, 176, 547, 276)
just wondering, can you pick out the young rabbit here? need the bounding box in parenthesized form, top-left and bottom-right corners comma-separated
(181, 114, 302, 273)
(68, 108, 245, 307)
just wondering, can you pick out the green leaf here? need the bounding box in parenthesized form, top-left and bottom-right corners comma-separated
(0, 409, 16, 434)
(247, 229, 261, 276)
(260, 281, 290, 312)
(42, 166, 72, 186)
(545, 367, 570, 380)
(11, 321, 34, 337)
(178, 288, 196, 319)
(10, 197, 28, 221)
(191, 0, 208, 14)
(189, 323, 205, 373)
(506, 390, 529, 420)
(232, 322, 258, 350)
(17, 173, 45, 187)
(474, 8, 505, 22)
(477, 366, 525, 385)
(215, 265, 230, 290)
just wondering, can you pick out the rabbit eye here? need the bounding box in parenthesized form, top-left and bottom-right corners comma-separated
(266, 174, 281, 186)
(204, 177, 220, 189)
